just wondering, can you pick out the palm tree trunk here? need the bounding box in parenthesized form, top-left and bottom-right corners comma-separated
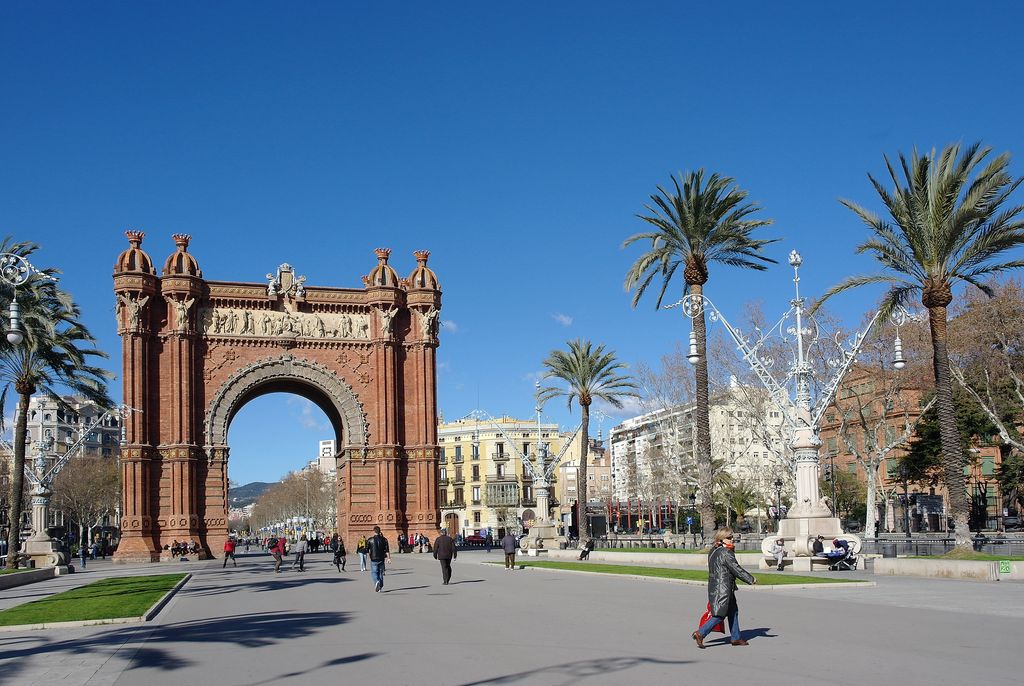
(5, 393, 30, 569)
(579, 403, 591, 539)
(691, 283, 714, 544)
(927, 306, 971, 549)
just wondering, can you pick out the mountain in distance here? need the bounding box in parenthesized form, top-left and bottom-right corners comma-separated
(229, 481, 273, 507)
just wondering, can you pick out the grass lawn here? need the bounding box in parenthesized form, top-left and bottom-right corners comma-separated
(0, 573, 186, 627)
(510, 560, 855, 585)
(0, 568, 33, 575)
(596, 548, 707, 554)
(929, 550, 1024, 562)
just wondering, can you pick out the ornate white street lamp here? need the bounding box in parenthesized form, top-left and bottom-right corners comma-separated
(668, 249, 920, 561)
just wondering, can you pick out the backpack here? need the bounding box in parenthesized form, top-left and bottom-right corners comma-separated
(267, 537, 278, 551)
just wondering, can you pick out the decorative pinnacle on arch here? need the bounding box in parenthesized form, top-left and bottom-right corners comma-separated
(375, 248, 392, 264)
(413, 250, 430, 264)
(125, 230, 145, 247)
(172, 234, 192, 250)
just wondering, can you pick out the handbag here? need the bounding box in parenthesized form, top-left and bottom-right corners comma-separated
(698, 602, 725, 634)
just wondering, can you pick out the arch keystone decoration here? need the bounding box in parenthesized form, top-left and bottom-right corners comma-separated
(112, 234, 442, 563)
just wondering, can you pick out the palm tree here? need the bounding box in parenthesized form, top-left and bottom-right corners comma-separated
(539, 339, 638, 540)
(623, 170, 776, 543)
(818, 143, 1024, 549)
(1, 239, 112, 568)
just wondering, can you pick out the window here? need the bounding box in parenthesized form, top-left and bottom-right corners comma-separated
(455, 467, 463, 481)
(982, 456, 995, 476)
(472, 443, 479, 460)
(440, 467, 447, 480)
(473, 511, 481, 524)
(496, 464, 505, 477)
(455, 445, 462, 459)
(454, 487, 464, 503)
(472, 486, 481, 501)
(472, 465, 480, 481)
(522, 442, 530, 455)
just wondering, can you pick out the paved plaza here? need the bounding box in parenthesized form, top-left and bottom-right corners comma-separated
(0, 550, 1020, 685)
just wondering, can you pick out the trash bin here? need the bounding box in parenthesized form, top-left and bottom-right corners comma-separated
(881, 542, 897, 558)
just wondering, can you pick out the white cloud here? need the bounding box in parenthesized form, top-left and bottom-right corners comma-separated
(551, 313, 573, 327)
(594, 396, 647, 420)
(523, 370, 546, 384)
(295, 398, 329, 432)
(438, 361, 451, 372)
(441, 319, 459, 333)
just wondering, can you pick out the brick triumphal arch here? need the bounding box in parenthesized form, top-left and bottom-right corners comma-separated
(112, 232, 442, 562)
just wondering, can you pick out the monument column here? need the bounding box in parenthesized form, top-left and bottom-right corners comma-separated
(364, 248, 406, 537)
(405, 250, 442, 539)
(159, 234, 207, 556)
(113, 231, 161, 563)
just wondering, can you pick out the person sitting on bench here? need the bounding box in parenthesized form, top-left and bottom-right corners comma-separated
(812, 535, 825, 555)
(768, 538, 786, 571)
(578, 538, 595, 560)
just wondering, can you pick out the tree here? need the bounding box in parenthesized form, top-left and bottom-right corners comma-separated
(624, 170, 776, 542)
(948, 280, 1024, 456)
(52, 456, 120, 549)
(539, 339, 638, 539)
(1, 239, 112, 568)
(996, 453, 1024, 516)
(818, 143, 1024, 549)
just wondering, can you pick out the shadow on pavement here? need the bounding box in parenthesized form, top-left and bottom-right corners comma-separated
(185, 575, 353, 596)
(244, 652, 382, 686)
(456, 656, 692, 685)
(0, 611, 352, 682)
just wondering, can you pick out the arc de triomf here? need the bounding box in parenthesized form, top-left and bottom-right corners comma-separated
(112, 232, 441, 562)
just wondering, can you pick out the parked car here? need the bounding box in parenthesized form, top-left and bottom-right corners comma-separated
(463, 534, 486, 546)
(1003, 516, 1021, 530)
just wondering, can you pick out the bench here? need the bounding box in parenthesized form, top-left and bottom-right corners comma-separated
(759, 554, 833, 571)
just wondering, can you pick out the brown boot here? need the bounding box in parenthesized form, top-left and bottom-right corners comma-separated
(731, 639, 749, 646)
(692, 631, 705, 649)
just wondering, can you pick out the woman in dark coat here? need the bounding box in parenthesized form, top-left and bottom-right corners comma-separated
(692, 527, 756, 648)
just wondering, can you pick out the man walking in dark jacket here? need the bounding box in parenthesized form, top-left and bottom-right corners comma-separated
(501, 532, 518, 570)
(366, 526, 391, 593)
(433, 529, 457, 585)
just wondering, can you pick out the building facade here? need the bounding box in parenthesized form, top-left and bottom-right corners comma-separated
(437, 416, 582, 538)
(609, 385, 786, 515)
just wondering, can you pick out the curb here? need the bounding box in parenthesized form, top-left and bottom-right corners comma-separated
(0, 566, 58, 591)
(0, 572, 192, 632)
(510, 564, 876, 589)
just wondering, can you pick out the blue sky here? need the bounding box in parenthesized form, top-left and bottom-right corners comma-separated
(3, 3, 1023, 484)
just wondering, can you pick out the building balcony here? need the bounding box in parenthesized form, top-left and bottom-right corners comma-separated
(453, 456, 464, 464)
(521, 499, 537, 508)
(491, 452, 510, 462)
(438, 478, 449, 487)
(471, 500, 482, 506)
(485, 473, 516, 483)
(441, 500, 465, 509)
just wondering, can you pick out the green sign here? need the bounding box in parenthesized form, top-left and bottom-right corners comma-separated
(999, 560, 1012, 574)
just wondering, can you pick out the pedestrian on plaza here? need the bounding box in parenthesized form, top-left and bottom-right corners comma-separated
(367, 526, 391, 592)
(485, 534, 493, 553)
(692, 527, 757, 649)
(501, 531, 518, 570)
(768, 538, 786, 571)
(223, 537, 238, 568)
(356, 535, 369, 572)
(291, 534, 309, 571)
(433, 529, 457, 585)
(78, 542, 88, 569)
(333, 536, 347, 572)
(330, 532, 339, 554)
(578, 538, 595, 561)
(269, 535, 286, 573)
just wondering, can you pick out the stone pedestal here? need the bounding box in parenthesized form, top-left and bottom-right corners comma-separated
(21, 539, 68, 568)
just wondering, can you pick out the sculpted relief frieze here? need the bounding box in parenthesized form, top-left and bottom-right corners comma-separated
(199, 307, 370, 341)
